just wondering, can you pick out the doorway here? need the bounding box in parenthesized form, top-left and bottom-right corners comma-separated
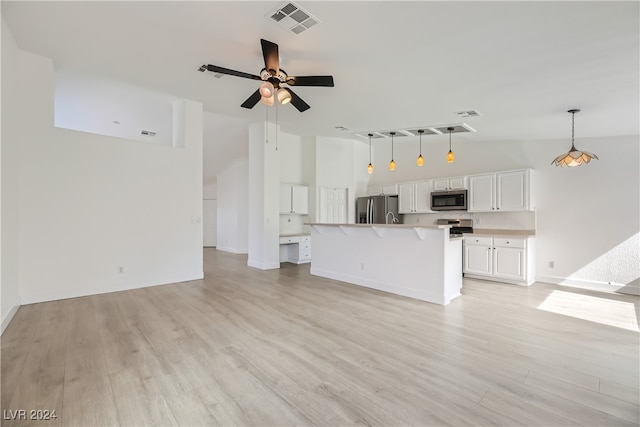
(319, 187, 349, 223)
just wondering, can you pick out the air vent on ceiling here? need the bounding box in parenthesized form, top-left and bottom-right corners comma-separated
(267, 2, 320, 35)
(354, 123, 476, 139)
(456, 110, 481, 118)
(141, 130, 157, 136)
(433, 123, 476, 134)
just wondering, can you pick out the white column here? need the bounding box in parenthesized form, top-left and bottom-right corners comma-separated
(247, 121, 280, 269)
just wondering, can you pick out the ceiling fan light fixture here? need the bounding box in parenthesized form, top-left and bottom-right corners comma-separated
(259, 81, 275, 98)
(552, 109, 598, 167)
(277, 88, 292, 104)
(260, 94, 274, 106)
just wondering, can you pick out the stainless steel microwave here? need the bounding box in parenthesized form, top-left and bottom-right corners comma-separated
(431, 189, 468, 211)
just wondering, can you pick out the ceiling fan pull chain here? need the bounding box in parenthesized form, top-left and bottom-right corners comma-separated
(275, 100, 279, 151)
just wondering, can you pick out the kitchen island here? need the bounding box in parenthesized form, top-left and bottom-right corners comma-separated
(308, 223, 462, 305)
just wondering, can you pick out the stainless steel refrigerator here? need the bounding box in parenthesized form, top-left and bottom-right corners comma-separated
(356, 195, 402, 224)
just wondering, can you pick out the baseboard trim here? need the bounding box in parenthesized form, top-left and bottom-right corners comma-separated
(247, 260, 280, 270)
(20, 273, 204, 305)
(1, 304, 21, 334)
(216, 246, 248, 254)
(536, 275, 640, 296)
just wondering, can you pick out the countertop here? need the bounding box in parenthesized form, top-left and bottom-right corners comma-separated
(469, 228, 536, 237)
(279, 233, 311, 238)
(306, 223, 450, 229)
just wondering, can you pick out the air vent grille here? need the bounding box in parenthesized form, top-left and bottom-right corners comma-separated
(456, 110, 481, 117)
(353, 123, 475, 140)
(266, 2, 321, 35)
(141, 130, 157, 136)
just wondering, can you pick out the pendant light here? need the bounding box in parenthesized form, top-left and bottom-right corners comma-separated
(552, 109, 599, 167)
(416, 129, 425, 166)
(446, 127, 455, 163)
(367, 133, 374, 174)
(389, 132, 396, 171)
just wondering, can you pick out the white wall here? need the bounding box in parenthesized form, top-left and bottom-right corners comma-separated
(1, 19, 23, 330)
(1, 23, 204, 308)
(216, 159, 248, 254)
(369, 133, 639, 292)
(54, 69, 177, 145)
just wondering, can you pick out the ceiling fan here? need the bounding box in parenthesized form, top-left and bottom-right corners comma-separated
(199, 39, 334, 112)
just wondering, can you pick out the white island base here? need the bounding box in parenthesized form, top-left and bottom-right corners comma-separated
(309, 224, 462, 305)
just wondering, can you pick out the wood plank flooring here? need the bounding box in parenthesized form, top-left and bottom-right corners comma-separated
(2, 248, 639, 426)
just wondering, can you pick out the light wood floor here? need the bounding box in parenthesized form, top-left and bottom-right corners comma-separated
(2, 248, 639, 426)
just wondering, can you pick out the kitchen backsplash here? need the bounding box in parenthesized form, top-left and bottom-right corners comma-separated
(404, 211, 536, 230)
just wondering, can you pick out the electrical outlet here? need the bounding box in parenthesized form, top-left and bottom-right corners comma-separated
(548, 261, 554, 268)
(118, 266, 124, 274)
(360, 262, 365, 270)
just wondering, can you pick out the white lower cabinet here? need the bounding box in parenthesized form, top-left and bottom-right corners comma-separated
(464, 235, 534, 285)
(279, 235, 311, 264)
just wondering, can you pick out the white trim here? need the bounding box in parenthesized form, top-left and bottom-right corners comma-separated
(20, 273, 204, 305)
(1, 304, 21, 334)
(536, 275, 640, 296)
(247, 260, 280, 270)
(216, 246, 247, 254)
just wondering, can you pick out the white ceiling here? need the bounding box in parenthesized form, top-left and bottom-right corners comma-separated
(3, 1, 639, 145)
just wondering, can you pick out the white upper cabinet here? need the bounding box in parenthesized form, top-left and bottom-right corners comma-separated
(399, 181, 432, 214)
(468, 173, 495, 212)
(469, 169, 531, 212)
(433, 176, 467, 191)
(280, 184, 309, 215)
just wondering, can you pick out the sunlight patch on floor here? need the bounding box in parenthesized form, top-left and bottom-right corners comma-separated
(537, 290, 639, 332)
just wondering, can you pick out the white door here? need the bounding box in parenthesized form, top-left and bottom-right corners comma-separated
(319, 187, 348, 223)
(203, 199, 217, 247)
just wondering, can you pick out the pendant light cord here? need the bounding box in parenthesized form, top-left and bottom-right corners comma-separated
(571, 110, 576, 149)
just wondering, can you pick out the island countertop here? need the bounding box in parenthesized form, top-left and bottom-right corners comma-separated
(305, 222, 451, 229)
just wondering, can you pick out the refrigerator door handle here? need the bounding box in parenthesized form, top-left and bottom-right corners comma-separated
(369, 198, 374, 224)
(366, 199, 371, 224)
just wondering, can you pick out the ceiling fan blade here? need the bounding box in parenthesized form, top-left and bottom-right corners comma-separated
(261, 39, 280, 76)
(240, 89, 262, 109)
(204, 64, 262, 81)
(286, 75, 335, 87)
(286, 88, 311, 112)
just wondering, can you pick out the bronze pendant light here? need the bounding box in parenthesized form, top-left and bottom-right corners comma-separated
(367, 133, 374, 174)
(446, 127, 455, 163)
(389, 132, 396, 171)
(417, 130, 425, 166)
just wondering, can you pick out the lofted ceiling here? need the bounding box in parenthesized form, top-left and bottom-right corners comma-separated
(2, 1, 639, 145)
